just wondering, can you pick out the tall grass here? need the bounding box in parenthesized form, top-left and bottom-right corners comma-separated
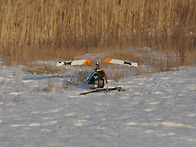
(0, 0, 195, 66)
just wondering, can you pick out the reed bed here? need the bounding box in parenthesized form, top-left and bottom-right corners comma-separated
(0, 0, 195, 67)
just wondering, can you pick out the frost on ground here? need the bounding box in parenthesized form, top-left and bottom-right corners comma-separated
(0, 59, 196, 147)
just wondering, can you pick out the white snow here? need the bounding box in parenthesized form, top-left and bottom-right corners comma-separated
(0, 59, 196, 147)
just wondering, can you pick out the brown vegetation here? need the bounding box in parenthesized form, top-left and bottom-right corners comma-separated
(24, 63, 62, 75)
(0, 0, 195, 69)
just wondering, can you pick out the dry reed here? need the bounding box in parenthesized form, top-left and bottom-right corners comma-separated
(0, 0, 195, 68)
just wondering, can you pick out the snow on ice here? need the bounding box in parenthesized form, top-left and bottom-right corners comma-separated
(0, 60, 196, 147)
